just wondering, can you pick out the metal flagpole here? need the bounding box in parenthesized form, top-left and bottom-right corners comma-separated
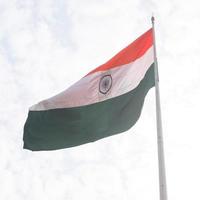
(151, 16, 168, 200)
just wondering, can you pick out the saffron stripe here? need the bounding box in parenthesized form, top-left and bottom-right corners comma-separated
(87, 28, 153, 75)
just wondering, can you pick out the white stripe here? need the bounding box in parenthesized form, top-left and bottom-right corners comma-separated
(30, 46, 154, 111)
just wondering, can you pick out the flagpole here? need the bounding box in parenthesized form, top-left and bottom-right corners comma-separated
(151, 16, 168, 200)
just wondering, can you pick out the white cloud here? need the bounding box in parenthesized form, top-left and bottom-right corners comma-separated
(1, 0, 200, 199)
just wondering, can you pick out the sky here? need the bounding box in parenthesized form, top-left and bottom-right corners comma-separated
(1, 0, 200, 199)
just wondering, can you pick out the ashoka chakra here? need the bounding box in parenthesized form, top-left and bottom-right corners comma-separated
(99, 74, 112, 94)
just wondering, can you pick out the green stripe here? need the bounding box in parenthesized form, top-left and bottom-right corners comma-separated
(23, 64, 155, 151)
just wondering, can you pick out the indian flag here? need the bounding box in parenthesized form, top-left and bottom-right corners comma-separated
(23, 28, 155, 151)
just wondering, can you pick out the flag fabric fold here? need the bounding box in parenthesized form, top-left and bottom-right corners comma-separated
(23, 28, 155, 151)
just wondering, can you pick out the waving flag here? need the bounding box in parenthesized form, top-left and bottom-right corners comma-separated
(23, 28, 155, 151)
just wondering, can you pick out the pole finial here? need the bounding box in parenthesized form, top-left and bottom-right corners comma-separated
(151, 15, 155, 24)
